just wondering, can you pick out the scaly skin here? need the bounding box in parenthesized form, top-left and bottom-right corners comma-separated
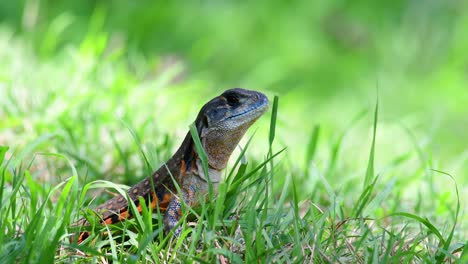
(74, 88, 269, 243)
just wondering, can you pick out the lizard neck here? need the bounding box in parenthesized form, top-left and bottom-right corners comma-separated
(170, 131, 223, 182)
(171, 131, 199, 174)
(201, 122, 253, 170)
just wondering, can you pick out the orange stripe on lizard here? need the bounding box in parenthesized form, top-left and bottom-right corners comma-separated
(180, 160, 186, 174)
(119, 210, 129, 220)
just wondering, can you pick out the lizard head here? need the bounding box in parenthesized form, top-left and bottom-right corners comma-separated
(195, 88, 269, 170)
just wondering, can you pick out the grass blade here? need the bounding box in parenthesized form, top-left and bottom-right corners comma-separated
(0, 145, 8, 165)
(305, 125, 320, 166)
(388, 212, 445, 244)
(364, 97, 378, 188)
(189, 122, 212, 198)
(269, 95, 279, 147)
(432, 169, 460, 263)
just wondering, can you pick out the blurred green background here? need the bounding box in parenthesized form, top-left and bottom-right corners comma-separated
(0, 0, 467, 229)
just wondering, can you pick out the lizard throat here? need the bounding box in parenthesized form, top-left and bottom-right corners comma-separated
(195, 158, 222, 183)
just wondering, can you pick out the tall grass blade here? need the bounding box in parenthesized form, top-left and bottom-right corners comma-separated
(353, 176, 378, 217)
(0, 145, 8, 164)
(189, 122, 212, 198)
(389, 212, 445, 244)
(269, 95, 279, 147)
(225, 133, 255, 184)
(290, 177, 303, 258)
(120, 119, 152, 174)
(460, 242, 468, 263)
(364, 97, 378, 187)
(432, 169, 460, 263)
(305, 125, 320, 166)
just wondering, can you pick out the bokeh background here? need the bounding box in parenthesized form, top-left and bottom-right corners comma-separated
(1, 0, 467, 235)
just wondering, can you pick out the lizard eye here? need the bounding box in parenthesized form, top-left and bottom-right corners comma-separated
(225, 94, 239, 105)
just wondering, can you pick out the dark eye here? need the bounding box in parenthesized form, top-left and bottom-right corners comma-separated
(225, 94, 239, 104)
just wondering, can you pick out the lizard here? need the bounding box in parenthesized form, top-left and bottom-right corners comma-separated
(73, 88, 269, 243)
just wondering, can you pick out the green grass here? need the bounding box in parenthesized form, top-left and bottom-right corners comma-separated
(0, 23, 467, 263)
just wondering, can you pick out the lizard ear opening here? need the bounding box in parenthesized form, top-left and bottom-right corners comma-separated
(202, 115, 210, 128)
(195, 114, 210, 138)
